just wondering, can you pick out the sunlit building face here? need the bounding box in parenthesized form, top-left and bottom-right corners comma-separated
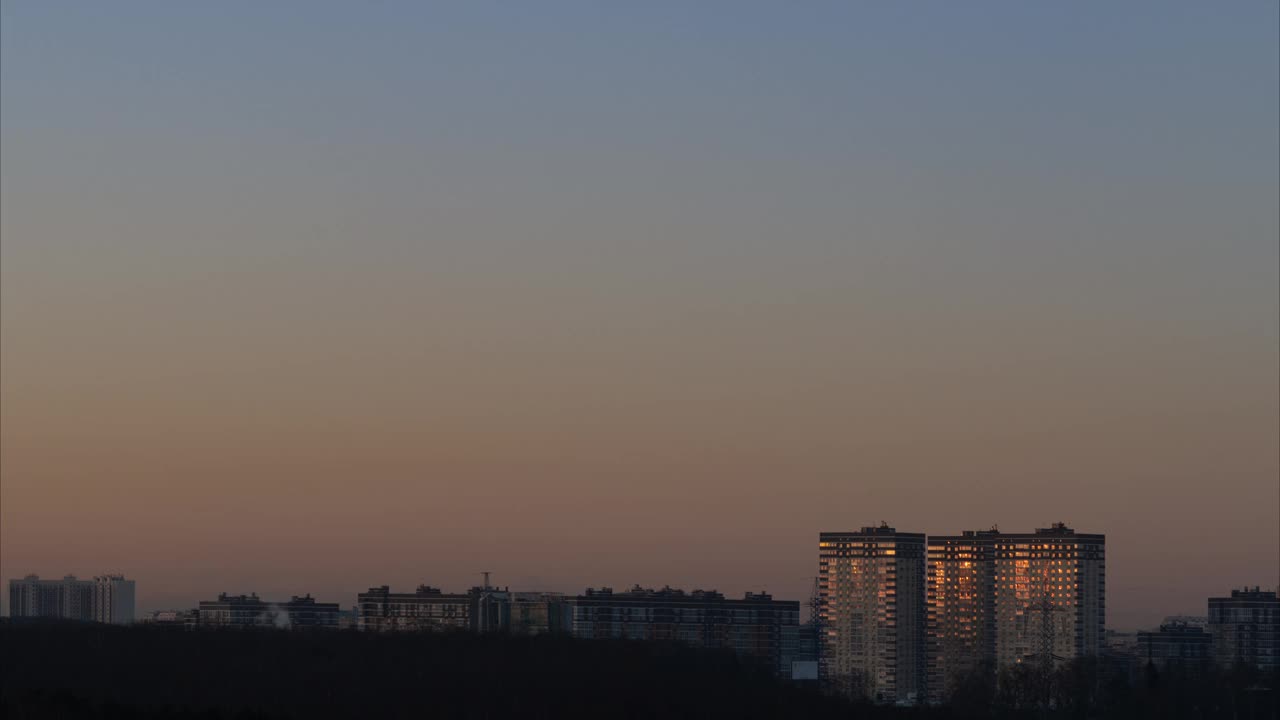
(926, 531, 998, 704)
(925, 524, 1106, 703)
(818, 525, 926, 704)
(991, 525, 1105, 669)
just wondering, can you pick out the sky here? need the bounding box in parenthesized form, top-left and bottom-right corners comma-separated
(1, 2, 1277, 629)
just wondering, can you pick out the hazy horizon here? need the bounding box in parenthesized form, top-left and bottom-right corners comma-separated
(2, 2, 1277, 631)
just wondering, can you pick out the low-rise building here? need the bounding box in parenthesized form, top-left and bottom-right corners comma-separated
(142, 609, 198, 626)
(569, 585, 799, 676)
(509, 592, 571, 636)
(337, 607, 359, 630)
(358, 585, 475, 632)
(1105, 630, 1139, 657)
(197, 593, 339, 628)
(357, 584, 516, 633)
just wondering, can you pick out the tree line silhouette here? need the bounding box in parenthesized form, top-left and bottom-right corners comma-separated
(1, 621, 1275, 718)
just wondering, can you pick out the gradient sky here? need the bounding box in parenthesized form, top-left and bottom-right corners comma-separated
(2, 2, 1277, 629)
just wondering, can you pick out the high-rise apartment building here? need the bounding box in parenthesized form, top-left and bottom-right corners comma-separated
(926, 530, 998, 703)
(8, 575, 91, 620)
(991, 524, 1105, 669)
(8, 574, 134, 624)
(92, 574, 136, 625)
(925, 525, 1105, 702)
(1207, 587, 1279, 672)
(818, 524, 926, 703)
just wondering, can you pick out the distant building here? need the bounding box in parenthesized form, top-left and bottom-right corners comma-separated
(472, 586, 511, 633)
(92, 575, 135, 625)
(1207, 587, 1279, 672)
(508, 592, 571, 636)
(8, 575, 91, 620)
(358, 586, 475, 632)
(198, 593, 339, 628)
(198, 593, 270, 626)
(282, 594, 341, 627)
(142, 609, 197, 626)
(357, 584, 517, 633)
(795, 619, 822, 665)
(337, 607, 360, 630)
(925, 525, 1106, 702)
(1136, 622, 1211, 673)
(818, 524, 926, 703)
(1105, 630, 1139, 657)
(1162, 615, 1207, 628)
(570, 586, 799, 676)
(8, 574, 134, 624)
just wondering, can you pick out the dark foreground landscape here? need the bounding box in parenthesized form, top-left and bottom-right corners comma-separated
(2, 622, 1276, 719)
(1, 622, 853, 720)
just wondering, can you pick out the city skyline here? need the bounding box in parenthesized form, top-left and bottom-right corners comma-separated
(5, 520, 1273, 633)
(3, 1, 1278, 635)
(2, 522, 1276, 630)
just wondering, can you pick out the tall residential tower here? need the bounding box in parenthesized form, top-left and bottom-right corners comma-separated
(991, 524, 1105, 669)
(926, 530, 999, 703)
(926, 525, 1105, 702)
(818, 524, 926, 703)
(92, 575, 136, 625)
(8, 574, 135, 624)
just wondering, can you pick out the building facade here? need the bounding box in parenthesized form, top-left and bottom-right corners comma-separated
(990, 524, 1105, 670)
(818, 525, 926, 703)
(8, 575, 91, 620)
(143, 609, 198, 626)
(509, 592, 571, 636)
(8, 574, 134, 624)
(92, 574, 136, 625)
(358, 585, 476, 632)
(1207, 588, 1279, 672)
(337, 607, 360, 630)
(1136, 621, 1211, 673)
(924, 525, 1106, 703)
(197, 593, 339, 628)
(926, 530, 998, 703)
(569, 586, 799, 676)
